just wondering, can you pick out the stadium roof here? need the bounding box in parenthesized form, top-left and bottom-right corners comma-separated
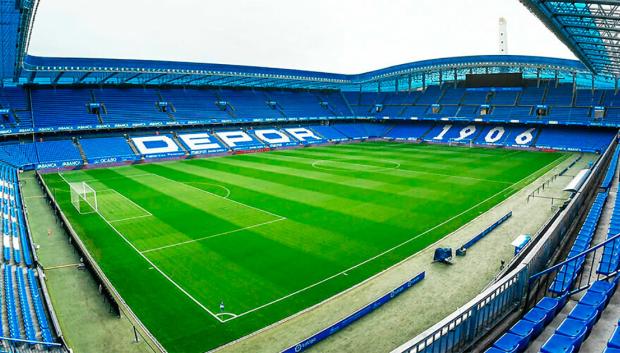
(17, 54, 611, 90)
(0, 0, 38, 81)
(520, 0, 620, 76)
(1, 0, 617, 90)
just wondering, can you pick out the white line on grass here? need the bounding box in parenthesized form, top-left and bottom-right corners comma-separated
(395, 166, 514, 185)
(137, 171, 286, 220)
(57, 172, 154, 184)
(55, 152, 568, 324)
(57, 172, 227, 323)
(102, 189, 153, 217)
(215, 312, 239, 320)
(309, 157, 513, 185)
(185, 182, 231, 198)
(311, 159, 401, 173)
(108, 214, 153, 223)
(216, 157, 561, 322)
(140, 217, 286, 254)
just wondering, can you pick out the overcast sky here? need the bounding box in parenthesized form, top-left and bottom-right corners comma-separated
(28, 0, 576, 74)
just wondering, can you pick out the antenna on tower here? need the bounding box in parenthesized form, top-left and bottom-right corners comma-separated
(499, 17, 508, 54)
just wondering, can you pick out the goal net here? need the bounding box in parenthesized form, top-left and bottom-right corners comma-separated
(448, 138, 474, 147)
(70, 182, 98, 214)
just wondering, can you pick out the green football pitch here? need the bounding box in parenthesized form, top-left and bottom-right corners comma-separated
(41, 141, 567, 353)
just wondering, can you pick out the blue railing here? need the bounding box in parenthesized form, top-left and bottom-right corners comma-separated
(393, 268, 528, 353)
(283, 272, 425, 353)
(528, 232, 620, 298)
(390, 137, 616, 353)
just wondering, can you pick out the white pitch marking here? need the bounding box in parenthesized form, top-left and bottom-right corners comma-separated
(57, 172, 226, 323)
(216, 158, 561, 322)
(215, 312, 238, 320)
(309, 157, 513, 185)
(141, 217, 286, 254)
(101, 189, 153, 217)
(58, 172, 153, 184)
(396, 166, 514, 185)
(136, 171, 285, 220)
(55, 152, 568, 324)
(311, 159, 401, 173)
(58, 174, 152, 219)
(108, 214, 154, 223)
(185, 182, 231, 198)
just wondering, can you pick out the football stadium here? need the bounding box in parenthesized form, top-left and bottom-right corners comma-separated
(0, 1, 620, 353)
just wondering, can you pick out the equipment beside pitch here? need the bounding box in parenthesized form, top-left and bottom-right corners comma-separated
(448, 138, 474, 147)
(433, 247, 453, 264)
(70, 182, 98, 214)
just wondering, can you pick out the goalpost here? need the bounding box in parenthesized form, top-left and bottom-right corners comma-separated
(448, 138, 474, 147)
(70, 182, 98, 214)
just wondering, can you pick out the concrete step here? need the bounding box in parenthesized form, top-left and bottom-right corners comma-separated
(580, 284, 620, 352)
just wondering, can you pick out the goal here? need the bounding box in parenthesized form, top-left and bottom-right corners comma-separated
(448, 138, 474, 147)
(70, 182, 98, 214)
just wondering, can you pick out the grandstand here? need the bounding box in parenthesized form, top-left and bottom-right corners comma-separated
(0, 0, 618, 353)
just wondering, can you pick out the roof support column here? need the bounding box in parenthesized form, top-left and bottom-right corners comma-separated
(554, 70, 558, 88)
(408, 74, 412, 92)
(453, 69, 457, 88)
(422, 73, 426, 90)
(536, 68, 541, 88)
(395, 77, 399, 93)
(378, 80, 382, 93)
(439, 71, 443, 87)
(572, 72, 576, 96)
(591, 74, 595, 93)
(615, 76, 619, 95)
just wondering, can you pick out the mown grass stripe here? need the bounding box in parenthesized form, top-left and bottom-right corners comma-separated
(41, 142, 569, 353)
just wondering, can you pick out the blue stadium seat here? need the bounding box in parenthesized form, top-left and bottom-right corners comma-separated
(80, 136, 137, 162)
(540, 333, 576, 353)
(608, 326, 620, 349)
(36, 139, 83, 166)
(16, 267, 36, 341)
(507, 319, 536, 345)
(94, 88, 171, 124)
(522, 307, 549, 335)
(554, 318, 588, 346)
(31, 88, 100, 128)
(568, 303, 599, 328)
(535, 127, 615, 153)
(492, 332, 525, 352)
(310, 125, 348, 141)
(4, 265, 21, 340)
(27, 269, 54, 344)
(385, 122, 434, 140)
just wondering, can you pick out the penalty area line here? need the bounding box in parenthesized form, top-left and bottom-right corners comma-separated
(140, 217, 287, 254)
(56, 172, 226, 323)
(137, 172, 286, 220)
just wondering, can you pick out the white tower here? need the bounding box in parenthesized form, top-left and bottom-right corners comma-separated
(499, 17, 508, 54)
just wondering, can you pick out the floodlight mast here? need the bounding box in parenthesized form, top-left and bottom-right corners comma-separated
(499, 17, 508, 55)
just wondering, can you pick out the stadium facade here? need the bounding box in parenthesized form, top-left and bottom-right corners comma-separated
(0, 1, 618, 353)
